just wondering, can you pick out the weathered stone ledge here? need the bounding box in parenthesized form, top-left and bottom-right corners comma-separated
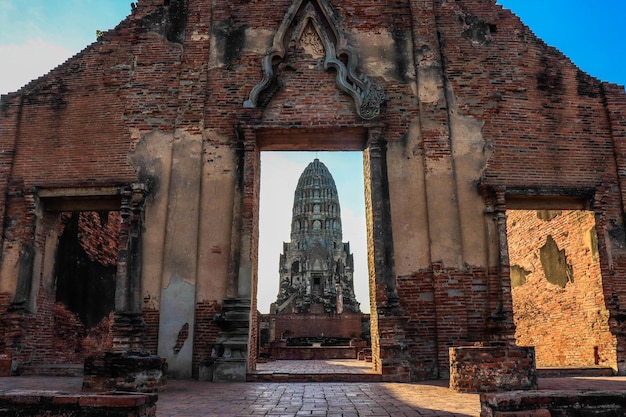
(481, 390, 626, 417)
(0, 390, 157, 417)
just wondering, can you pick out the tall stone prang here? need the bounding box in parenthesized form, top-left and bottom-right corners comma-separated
(274, 159, 360, 315)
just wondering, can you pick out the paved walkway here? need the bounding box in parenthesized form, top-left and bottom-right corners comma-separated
(1, 361, 625, 417)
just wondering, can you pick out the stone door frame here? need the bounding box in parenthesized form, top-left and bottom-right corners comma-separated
(237, 124, 398, 375)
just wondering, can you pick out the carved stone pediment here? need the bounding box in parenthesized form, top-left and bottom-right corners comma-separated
(243, 0, 384, 120)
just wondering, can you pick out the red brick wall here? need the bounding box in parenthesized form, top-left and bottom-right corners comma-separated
(192, 301, 221, 378)
(507, 210, 616, 369)
(270, 313, 363, 340)
(449, 343, 537, 393)
(398, 266, 494, 379)
(76, 212, 121, 266)
(10, 210, 117, 370)
(142, 307, 159, 355)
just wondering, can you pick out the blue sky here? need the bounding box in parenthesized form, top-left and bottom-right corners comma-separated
(497, 0, 625, 87)
(0, 1, 623, 313)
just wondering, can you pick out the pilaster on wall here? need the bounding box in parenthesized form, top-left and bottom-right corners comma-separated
(237, 136, 260, 301)
(5, 190, 37, 310)
(364, 129, 398, 312)
(156, 0, 212, 379)
(239, 133, 259, 373)
(0, 98, 20, 268)
(211, 126, 258, 378)
(364, 128, 410, 380)
(602, 82, 626, 375)
(409, 0, 462, 268)
(602, 86, 626, 211)
(113, 184, 148, 352)
(481, 186, 515, 341)
(407, 0, 465, 378)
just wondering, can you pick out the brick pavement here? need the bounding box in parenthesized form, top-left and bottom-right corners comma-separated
(0, 377, 479, 417)
(1, 372, 625, 417)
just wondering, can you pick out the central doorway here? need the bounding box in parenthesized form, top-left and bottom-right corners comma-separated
(239, 126, 393, 379)
(256, 151, 373, 375)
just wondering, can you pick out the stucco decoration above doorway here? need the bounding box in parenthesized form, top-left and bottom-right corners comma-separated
(243, 0, 385, 120)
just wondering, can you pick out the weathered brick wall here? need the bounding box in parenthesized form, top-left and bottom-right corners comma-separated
(192, 301, 221, 379)
(0, 0, 625, 380)
(507, 210, 616, 369)
(449, 343, 537, 393)
(268, 313, 363, 340)
(398, 266, 494, 379)
(0, 0, 186, 371)
(11, 211, 117, 371)
(142, 308, 160, 355)
(434, 0, 625, 374)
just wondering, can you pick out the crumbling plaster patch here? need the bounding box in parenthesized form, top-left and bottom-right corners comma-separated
(156, 128, 202, 379)
(157, 273, 195, 378)
(447, 87, 492, 267)
(196, 129, 237, 302)
(161, 129, 203, 288)
(388, 83, 491, 272)
(418, 68, 444, 104)
(0, 246, 20, 295)
(243, 28, 274, 55)
(388, 118, 431, 274)
(128, 130, 174, 309)
(357, 30, 414, 83)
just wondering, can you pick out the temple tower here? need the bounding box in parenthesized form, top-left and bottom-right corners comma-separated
(273, 159, 360, 315)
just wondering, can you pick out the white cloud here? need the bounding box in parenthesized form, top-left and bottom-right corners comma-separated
(0, 39, 74, 95)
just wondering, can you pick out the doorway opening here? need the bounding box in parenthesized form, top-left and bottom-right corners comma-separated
(255, 150, 373, 375)
(25, 204, 121, 371)
(506, 208, 617, 371)
(54, 210, 118, 355)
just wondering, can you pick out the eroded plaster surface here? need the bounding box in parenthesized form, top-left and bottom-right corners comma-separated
(196, 130, 238, 302)
(448, 88, 492, 268)
(387, 119, 431, 274)
(157, 273, 195, 379)
(128, 130, 174, 309)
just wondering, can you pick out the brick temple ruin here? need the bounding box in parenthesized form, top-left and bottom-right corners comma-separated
(1, 0, 625, 384)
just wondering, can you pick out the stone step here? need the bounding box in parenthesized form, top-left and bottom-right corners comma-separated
(537, 367, 614, 378)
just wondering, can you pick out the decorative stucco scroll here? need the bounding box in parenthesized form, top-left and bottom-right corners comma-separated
(243, 0, 384, 120)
